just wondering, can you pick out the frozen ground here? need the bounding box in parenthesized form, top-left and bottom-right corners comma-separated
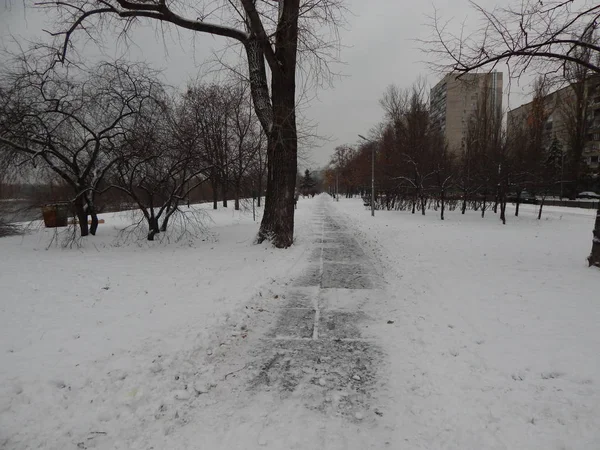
(1, 196, 599, 449)
(334, 198, 600, 449)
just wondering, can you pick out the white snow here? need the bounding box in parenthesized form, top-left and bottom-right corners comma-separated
(334, 198, 600, 449)
(1, 196, 599, 449)
(0, 203, 309, 449)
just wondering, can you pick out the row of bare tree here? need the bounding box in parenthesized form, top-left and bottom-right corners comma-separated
(422, 0, 600, 267)
(327, 69, 599, 224)
(0, 52, 267, 240)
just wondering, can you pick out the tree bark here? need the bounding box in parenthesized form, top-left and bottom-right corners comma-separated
(440, 189, 445, 220)
(221, 181, 228, 208)
(86, 191, 99, 235)
(234, 179, 241, 210)
(257, 173, 262, 207)
(148, 215, 160, 241)
(588, 201, 600, 267)
(161, 201, 180, 232)
(255, 0, 300, 248)
(74, 195, 89, 237)
(211, 173, 218, 210)
(537, 197, 545, 220)
(89, 208, 99, 235)
(481, 195, 487, 218)
(256, 70, 297, 247)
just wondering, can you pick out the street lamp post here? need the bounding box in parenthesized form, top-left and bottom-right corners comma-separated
(358, 134, 375, 217)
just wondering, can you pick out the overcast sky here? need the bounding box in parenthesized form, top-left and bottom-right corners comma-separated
(0, 0, 532, 169)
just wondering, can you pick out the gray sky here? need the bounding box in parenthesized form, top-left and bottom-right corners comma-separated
(0, 0, 531, 169)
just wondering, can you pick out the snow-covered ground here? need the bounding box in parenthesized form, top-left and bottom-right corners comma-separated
(1, 196, 599, 449)
(335, 198, 600, 449)
(0, 202, 311, 449)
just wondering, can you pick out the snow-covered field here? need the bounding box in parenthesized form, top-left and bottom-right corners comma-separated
(0, 202, 311, 449)
(1, 196, 599, 449)
(335, 198, 600, 449)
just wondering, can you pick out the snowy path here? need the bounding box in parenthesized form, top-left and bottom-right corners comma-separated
(167, 194, 394, 449)
(1, 195, 396, 449)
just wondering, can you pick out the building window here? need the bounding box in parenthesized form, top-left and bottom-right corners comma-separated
(591, 156, 599, 164)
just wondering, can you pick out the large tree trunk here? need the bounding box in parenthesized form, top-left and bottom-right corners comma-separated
(89, 208, 99, 235)
(255, 1, 300, 249)
(257, 71, 297, 248)
(588, 201, 600, 267)
(147, 215, 160, 241)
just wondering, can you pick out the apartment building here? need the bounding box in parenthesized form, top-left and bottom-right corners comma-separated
(430, 72, 503, 154)
(507, 82, 600, 171)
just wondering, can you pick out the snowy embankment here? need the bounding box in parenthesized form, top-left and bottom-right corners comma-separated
(0, 202, 311, 449)
(334, 198, 600, 449)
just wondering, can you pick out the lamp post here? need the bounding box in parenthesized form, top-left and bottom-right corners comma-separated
(358, 134, 375, 217)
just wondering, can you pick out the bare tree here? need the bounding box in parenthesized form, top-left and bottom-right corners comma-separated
(38, 0, 345, 248)
(110, 97, 211, 240)
(182, 83, 233, 210)
(507, 77, 550, 216)
(432, 141, 454, 221)
(328, 145, 357, 198)
(394, 84, 437, 215)
(228, 85, 263, 210)
(250, 131, 268, 207)
(0, 53, 162, 236)
(427, 0, 600, 266)
(560, 66, 600, 199)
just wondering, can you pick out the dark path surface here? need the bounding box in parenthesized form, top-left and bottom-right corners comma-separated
(248, 196, 384, 421)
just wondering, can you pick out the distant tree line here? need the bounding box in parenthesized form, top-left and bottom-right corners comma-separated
(325, 73, 599, 224)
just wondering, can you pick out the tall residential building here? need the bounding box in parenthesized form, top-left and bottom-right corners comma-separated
(430, 72, 503, 154)
(507, 81, 600, 171)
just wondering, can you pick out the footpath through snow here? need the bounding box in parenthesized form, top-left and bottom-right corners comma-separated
(1, 196, 392, 449)
(1, 195, 600, 449)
